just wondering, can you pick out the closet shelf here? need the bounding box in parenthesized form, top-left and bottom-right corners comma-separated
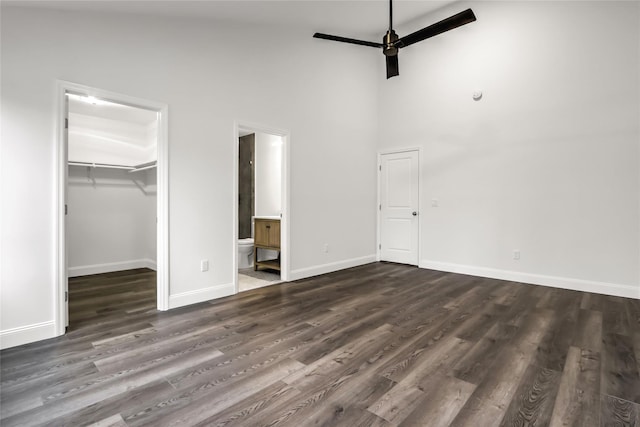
(68, 160, 157, 173)
(68, 161, 133, 170)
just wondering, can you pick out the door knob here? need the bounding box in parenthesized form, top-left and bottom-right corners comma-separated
(412, 211, 418, 216)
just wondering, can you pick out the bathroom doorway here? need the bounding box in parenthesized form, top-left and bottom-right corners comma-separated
(234, 123, 289, 293)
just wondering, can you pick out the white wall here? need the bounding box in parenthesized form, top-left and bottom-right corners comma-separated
(67, 166, 156, 276)
(144, 169, 158, 262)
(255, 132, 282, 217)
(4, 1, 635, 350)
(377, 1, 640, 298)
(0, 5, 378, 348)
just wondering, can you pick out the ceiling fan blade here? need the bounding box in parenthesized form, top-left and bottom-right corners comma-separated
(386, 54, 399, 79)
(314, 33, 383, 48)
(395, 8, 476, 49)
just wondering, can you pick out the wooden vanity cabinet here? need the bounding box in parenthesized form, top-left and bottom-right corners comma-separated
(254, 218, 280, 271)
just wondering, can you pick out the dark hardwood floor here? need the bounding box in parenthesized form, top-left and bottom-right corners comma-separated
(1, 263, 639, 426)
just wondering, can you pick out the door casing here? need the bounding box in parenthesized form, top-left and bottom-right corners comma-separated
(55, 80, 170, 335)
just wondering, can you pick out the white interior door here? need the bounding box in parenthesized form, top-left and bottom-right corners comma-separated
(379, 150, 419, 265)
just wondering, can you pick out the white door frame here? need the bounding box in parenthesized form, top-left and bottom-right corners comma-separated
(55, 80, 170, 335)
(233, 121, 290, 293)
(376, 147, 421, 264)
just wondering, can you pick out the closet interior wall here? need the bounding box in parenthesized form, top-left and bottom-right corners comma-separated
(67, 165, 157, 276)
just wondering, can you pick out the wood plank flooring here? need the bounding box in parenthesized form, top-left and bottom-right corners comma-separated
(1, 263, 639, 426)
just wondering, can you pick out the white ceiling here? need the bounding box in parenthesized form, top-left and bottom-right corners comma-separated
(67, 95, 158, 165)
(7, 1, 459, 39)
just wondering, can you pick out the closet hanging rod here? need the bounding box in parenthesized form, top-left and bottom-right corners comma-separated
(128, 161, 157, 173)
(128, 164, 156, 173)
(68, 161, 134, 170)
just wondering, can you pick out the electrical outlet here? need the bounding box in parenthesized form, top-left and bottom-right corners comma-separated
(322, 244, 329, 253)
(513, 250, 520, 260)
(431, 199, 439, 207)
(201, 259, 209, 272)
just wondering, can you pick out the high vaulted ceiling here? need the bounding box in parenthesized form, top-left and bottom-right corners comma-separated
(5, 0, 459, 39)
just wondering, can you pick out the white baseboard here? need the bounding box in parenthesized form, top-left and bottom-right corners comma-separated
(69, 258, 157, 277)
(289, 255, 377, 282)
(0, 320, 57, 350)
(420, 259, 640, 300)
(169, 283, 235, 309)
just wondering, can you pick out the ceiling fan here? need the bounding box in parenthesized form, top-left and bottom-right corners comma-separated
(313, 1, 476, 79)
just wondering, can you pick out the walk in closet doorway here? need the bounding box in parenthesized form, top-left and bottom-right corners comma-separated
(56, 81, 169, 333)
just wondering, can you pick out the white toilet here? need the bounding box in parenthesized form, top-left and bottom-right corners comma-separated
(238, 238, 254, 269)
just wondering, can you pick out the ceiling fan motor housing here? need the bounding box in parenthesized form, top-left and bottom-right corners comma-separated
(383, 30, 399, 56)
